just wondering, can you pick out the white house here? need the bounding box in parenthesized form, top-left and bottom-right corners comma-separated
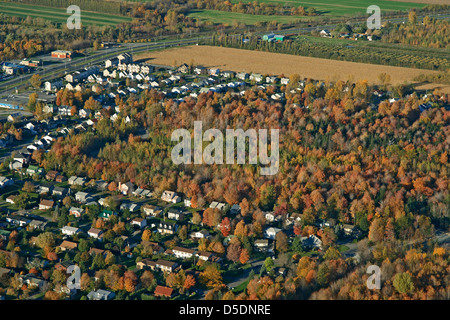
(161, 190, 181, 203)
(264, 227, 282, 240)
(61, 226, 80, 236)
(0, 176, 13, 188)
(250, 73, 263, 82)
(87, 227, 103, 240)
(172, 246, 195, 259)
(131, 218, 147, 229)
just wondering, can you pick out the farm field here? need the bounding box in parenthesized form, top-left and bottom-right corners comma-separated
(127, 0, 432, 27)
(136, 45, 450, 93)
(186, 9, 313, 25)
(389, 0, 449, 4)
(229, 0, 428, 16)
(0, 1, 131, 26)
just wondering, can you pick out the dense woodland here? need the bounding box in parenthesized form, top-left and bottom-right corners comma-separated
(380, 12, 449, 49)
(38, 77, 450, 231)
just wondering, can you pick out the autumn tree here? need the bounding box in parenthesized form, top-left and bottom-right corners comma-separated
(142, 229, 152, 241)
(393, 272, 415, 294)
(124, 270, 138, 293)
(239, 248, 250, 264)
(275, 231, 288, 253)
(183, 274, 196, 291)
(220, 217, 231, 237)
(199, 264, 223, 288)
(30, 74, 42, 90)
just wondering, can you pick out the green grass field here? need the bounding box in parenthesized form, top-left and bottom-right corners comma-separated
(0, 1, 132, 26)
(231, 0, 427, 16)
(186, 0, 428, 26)
(187, 9, 315, 25)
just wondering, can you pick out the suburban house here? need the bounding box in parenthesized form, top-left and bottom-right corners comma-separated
(6, 195, 15, 204)
(142, 205, 162, 217)
(37, 183, 53, 194)
(177, 63, 189, 74)
(208, 68, 220, 76)
(209, 201, 229, 212)
(266, 76, 278, 84)
(6, 215, 31, 227)
(250, 73, 263, 82)
(0, 176, 13, 188)
(87, 289, 115, 300)
(132, 187, 151, 198)
(98, 198, 108, 207)
(29, 220, 47, 231)
(79, 109, 91, 118)
(155, 259, 178, 273)
(75, 191, 91, 203)
(190, 230, 210, 239)
(154, 285, 174, 298)
(52, 186, 67, 197)
(13, 153, 29, 164)
(118, 181, 134, 195)
(68, 176, 86, 186)
(172, 246, 195, 259)
(194, 66, 206, 75)
(130, 218, 147, 229)
(19, 274, 48, 291)
(236, 72, 249, 80)
(184, 198, 192, 208)
(264, 227, 282, 240)
(120, 202, 140, 212)
(342, 224, 356, 237)
(98, 209, 116, 220)
(54, 261, 73, 272)
(45, 170, 59, 181)
(157, 221, 177, 235)
(265, 211, 282, 223)
(93, 181, 107, 192)
(161, 190, 181, 203)
(136, 258, 157, 270)
(167, 208, 185, 221)
(61, 226, 80, 236)
(302, 234, 323, 250)
(26, 165, 43, 176)
(69, 207, 84, 218)
(280, 77, 290, 85)
(38, 199, 54, 210)
(58, 240, 78, 251)
(87, 227, 103, 240)
(254, 239, 269, 252)
(195, 251, 214, 261)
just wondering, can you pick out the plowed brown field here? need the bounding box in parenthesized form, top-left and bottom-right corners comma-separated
(137, 45, 449, 93)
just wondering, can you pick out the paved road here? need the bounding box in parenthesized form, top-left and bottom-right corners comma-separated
(225, 259, 265, 290)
